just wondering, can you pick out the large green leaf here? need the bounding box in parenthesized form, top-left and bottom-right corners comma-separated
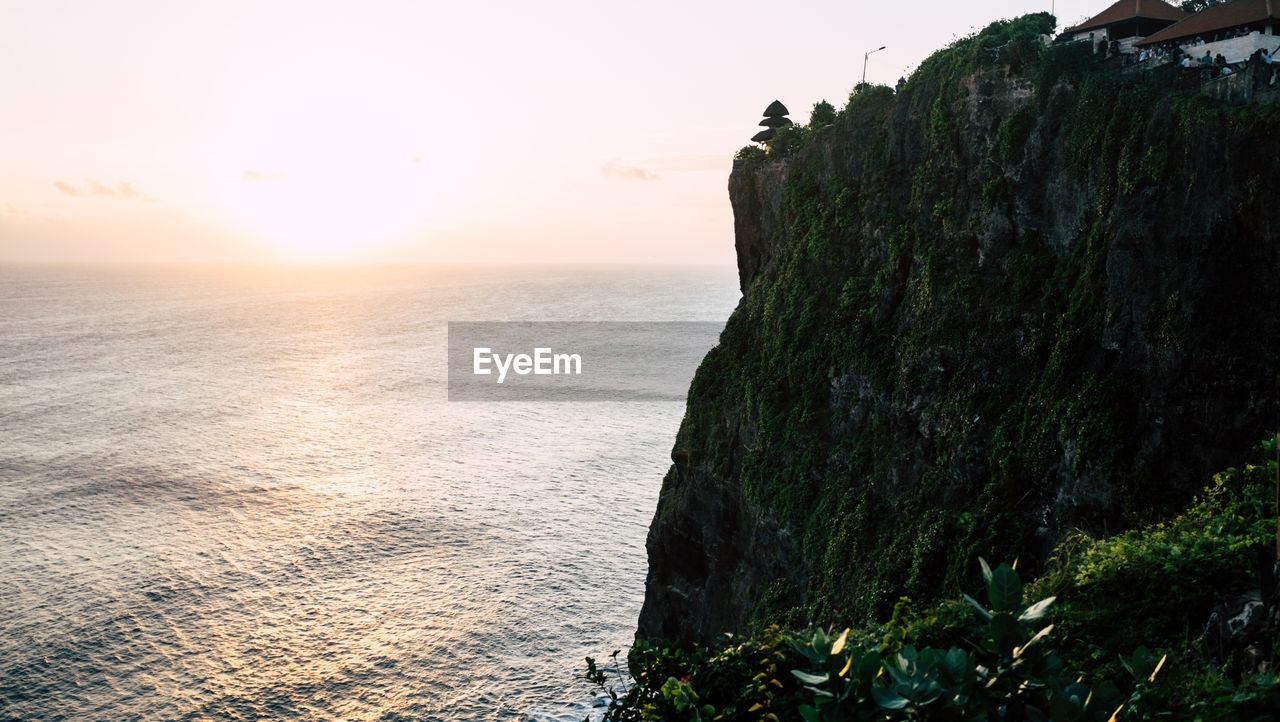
(858, 649, 882, 683)
(871, 684, 910, 710)
(988, 613, 1023, 657)
(830, 627, 849, 656)
(963, 593, 993, 621)
(1014, 623, 1054, 659)
(792, 670, 830, 685)
(987, 563, 1023, 612)
(1019, 595, 1056, 623)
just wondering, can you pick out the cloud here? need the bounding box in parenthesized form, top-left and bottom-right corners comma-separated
(54, 180, 144, 199)
(242, 169, 285, 181)
(601, 159, 658, 181)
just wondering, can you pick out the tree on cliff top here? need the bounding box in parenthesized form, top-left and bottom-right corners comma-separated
(809, 100, 837, 126)
(1179, 0, 1226, 13)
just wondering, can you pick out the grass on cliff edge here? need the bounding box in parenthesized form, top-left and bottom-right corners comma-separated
(589, 438, 1280, 720)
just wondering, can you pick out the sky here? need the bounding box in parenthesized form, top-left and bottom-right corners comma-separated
(0, 0, 1104, 265)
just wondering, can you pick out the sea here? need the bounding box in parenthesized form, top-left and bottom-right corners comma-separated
(0, 264, 741, 721)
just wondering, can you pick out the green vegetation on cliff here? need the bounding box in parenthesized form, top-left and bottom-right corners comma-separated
(657, 10, 1280, 632)
(631, 9, 1280, 718)
(594, 439, 1280, 719)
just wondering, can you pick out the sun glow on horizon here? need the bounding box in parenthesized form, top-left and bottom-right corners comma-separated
(1, 0, 1104, 265)
(218, 161, 436, 263)
(206, 93, 452, 262)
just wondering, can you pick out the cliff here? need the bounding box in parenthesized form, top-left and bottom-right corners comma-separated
(639, 15, 1280, 645)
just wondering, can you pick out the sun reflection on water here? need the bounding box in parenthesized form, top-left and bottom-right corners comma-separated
(0, 264, 740, 719)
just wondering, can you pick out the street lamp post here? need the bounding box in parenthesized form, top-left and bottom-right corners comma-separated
(863, 46, 886, 87)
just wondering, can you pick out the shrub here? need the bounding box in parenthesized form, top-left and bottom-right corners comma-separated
(585, 627, 805, 721)
(1031, 437, 1278, 677)
(589, 560, 1160, 720)
(767, 123, 813, 157)
(909, 12, 1056, 88)
(810, 100, 837, 127)
(786, 560, 1150, 721)
(589, 439, 1280, 719)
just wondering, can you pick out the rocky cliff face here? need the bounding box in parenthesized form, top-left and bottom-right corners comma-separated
(639, 26, 1280, 645)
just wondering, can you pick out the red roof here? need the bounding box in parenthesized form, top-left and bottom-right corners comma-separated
(1069, 0, 1188, 33)
(1138, 0, 1277, 45)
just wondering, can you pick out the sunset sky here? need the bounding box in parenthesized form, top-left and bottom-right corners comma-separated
(1, 1, 1101, 265)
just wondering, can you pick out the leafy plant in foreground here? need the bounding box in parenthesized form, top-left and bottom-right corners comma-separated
(587, 559, 1162, 720)
(585, 626, 803, 721)
(788, 559, 1159, 720)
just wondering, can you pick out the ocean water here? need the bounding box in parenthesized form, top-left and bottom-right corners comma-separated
(0, 264, 740, 721)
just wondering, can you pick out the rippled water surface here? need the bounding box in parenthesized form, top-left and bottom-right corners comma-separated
(0, 265, 739, 720)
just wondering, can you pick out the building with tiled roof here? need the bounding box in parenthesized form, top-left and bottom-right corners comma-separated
(1131, 0, 1280, 65)
(1138, 0, 1279, 45)
(1067, 0, 1188, 42)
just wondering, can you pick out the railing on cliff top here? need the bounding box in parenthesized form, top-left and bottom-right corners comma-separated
(1121, 53, 1280, 105)
(1098, 29, 1280, 104)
